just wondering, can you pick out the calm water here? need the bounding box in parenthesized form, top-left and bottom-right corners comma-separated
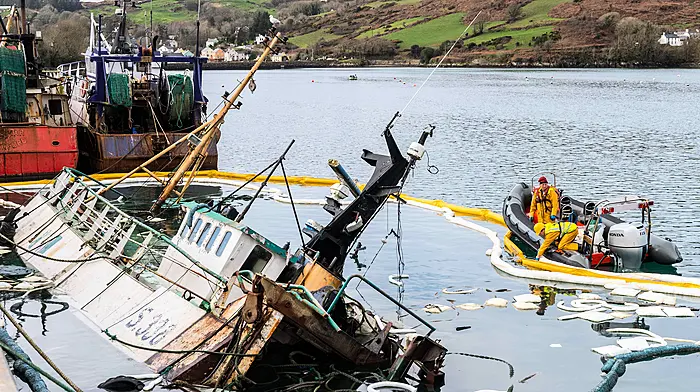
(5, 68, 700, 391)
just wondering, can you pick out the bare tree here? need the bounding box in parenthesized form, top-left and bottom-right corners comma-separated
(507, 4, 522, 22)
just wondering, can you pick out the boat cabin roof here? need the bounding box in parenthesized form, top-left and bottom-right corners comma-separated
(181, 201, 288, 259)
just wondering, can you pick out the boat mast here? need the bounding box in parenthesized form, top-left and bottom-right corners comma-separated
(194, 0, 201, 58)
(150, 33, 283, 212)
(19, 0, 25, 34)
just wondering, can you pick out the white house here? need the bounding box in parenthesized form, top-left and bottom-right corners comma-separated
(255, 34, 267, 45)
(225, 48, 248, 62)
(157, 45, 174, 54)
(165, 38, 178, 50)
(205, 38, 219, 48)
(200, 47, 215, 58)
(658, 32, 682, 46)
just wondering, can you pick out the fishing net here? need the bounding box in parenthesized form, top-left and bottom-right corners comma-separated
(167, 74, 193, 128)
(0, 47, 26, 114)
(107, 73, 132, 107)
(1, 74, 26, 113)
(0, 47, 25, 74)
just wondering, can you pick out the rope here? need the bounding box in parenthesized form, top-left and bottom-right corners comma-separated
(0, 340, 73, 392)
(398, 11, 482, 116)
(0, 232, 113, 263)
(281, 160, 305, 249)
(103, 329, 260, 357)
(448, 351, 514, 392)
(593, 343, 700, 392)
(0, 183, 31, 196)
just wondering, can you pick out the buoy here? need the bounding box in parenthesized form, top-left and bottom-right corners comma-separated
(311, 80, 315, 82)
(413, 84, 417, 86)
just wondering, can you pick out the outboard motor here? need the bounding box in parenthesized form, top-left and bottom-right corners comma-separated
(607, 223, 647, 270)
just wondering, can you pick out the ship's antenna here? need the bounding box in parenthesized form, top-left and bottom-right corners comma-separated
(395, 11, 482, 121)
(194, 0, 201, 57)
(150, 0, 153, 45)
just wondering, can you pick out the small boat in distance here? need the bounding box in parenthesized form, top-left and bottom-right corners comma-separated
(503, 174, 682, 271)
(349, 74, 358, 80)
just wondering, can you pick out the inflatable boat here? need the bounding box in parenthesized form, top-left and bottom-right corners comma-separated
(503, 177, 682, 271)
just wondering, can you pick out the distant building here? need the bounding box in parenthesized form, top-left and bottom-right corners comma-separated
(658, 32, 682, 46)
(659, 29, 700, 46)
(205, 38, 219, 48)
(157, 45, 174, 54)
(270, 52, 289, 62)
(255, 35, 266, 45)
(211, 48, 225, 61)
(225, 48, 248, 62)
(200, 47, 214, 58)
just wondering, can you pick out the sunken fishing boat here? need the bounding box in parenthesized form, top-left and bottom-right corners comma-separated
(3, 30, 446, 391)
(503, 173, 682, 271)
(0, 4, 77, 181)
(58, 1, 216, 175)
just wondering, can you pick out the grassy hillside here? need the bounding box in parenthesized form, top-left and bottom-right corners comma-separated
(385, 13, 466, 49)
(83, 0, 273, 24)
(72, 0, 700, 65)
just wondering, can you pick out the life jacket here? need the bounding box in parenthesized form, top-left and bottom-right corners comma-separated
(534, 186, 554, 213)
(544, 221, 577, 239)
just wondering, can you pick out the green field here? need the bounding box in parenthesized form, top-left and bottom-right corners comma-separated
(88, 0, 273, 24)
(288, 29, 343, 48)
(508, 0, 570, 28)
(365, 0, 422, 8)
(216, 0, 274, 11)
(465, 25, 554, 49)
(467, 20, 506, 35)
(385, 13, 468, 48)
(357, 17, 426, 38)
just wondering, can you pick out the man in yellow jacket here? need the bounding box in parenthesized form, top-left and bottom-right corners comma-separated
(534, 221, 579, 259)
(529, 176, 559, 224)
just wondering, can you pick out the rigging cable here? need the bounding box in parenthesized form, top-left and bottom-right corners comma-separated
(280, 160, 306, 249)
(398, 11, 482, 118)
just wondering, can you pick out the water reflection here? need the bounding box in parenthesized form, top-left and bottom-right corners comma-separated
(529, 285, 577, 316)
(9, 295, 70, 336)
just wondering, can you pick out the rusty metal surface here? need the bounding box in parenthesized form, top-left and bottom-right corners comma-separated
(0, 125, 78, 181)
(259, 276, 385, 366)
(76, 127, 219, 174)
(207, 308, 283, 386)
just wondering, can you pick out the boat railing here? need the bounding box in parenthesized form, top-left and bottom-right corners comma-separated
(57, 61, 86, 80)
(37, 168, 228, 293)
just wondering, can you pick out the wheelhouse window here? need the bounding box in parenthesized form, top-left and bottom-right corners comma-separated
(48, 99, 63, 115)
(187, 218, 202, 242)
(216, 231, 232, 257)
(240, 245, 273, 274)
(206, 227, 221, 252)
(197, 222, 211, 246)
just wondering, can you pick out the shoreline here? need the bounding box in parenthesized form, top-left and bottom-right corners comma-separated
(164, 60, 700, 71)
